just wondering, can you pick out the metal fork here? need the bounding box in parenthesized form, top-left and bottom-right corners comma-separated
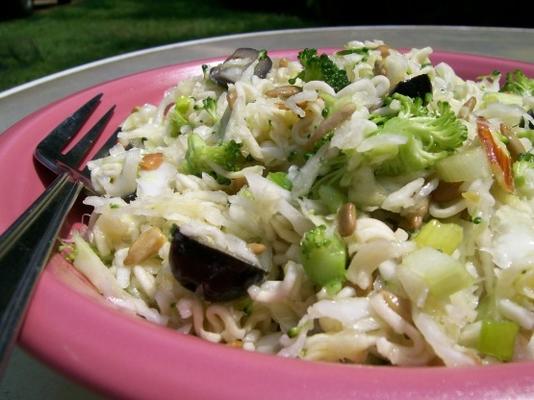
(0, 94, 118, 373)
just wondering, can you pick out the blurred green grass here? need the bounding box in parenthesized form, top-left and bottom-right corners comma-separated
(0, 0, 318, 92)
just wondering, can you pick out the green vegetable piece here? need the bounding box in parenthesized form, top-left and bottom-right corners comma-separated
(294, 48, 350, 92)
(318, 92, 353, 122)
(517, 129, 534, 142)
(318, 184, 346, 214)
(182, 134, 245, 177)
(400, 247, 474, 301)
(436, 146, 491, 183)
(287, 326, 300, 338)
(310, 152, 349, 200)
(336, 48, 370, 57)
(202, 97, 218, 122)
(513, 152, 534, 196)
(170, 96, 193, 136)
(415, 219, 464, 255)
(482, 92, 523, 107)
(58, 241, 77, 263)
(324, 280, 343, 295)
(267, 171, 293, 190)
(476, 295, 497, 321)
(501, 69, 534, 96)
(300, 225, 347, 287)
(477, 70, 501, 81)
(477, 319, 519, 361)
(366, 95, 468, 176)
(312, 131, 334, 153)
(258, 49, 268, 61)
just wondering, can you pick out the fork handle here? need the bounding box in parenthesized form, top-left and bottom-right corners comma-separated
(0, 173, 83, 374)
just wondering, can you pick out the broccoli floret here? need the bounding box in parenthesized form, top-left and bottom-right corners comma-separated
(370, 94, 429, 126)
(319, 92, 354, 119)
(292, 48, 350, 92)
(202, 97, 218, 123)
(170, 96, 193, 137)
(501, 70, 534, 96)
(300, 225, 347, 287)
(311, 152, 349, 194)
(267, 171, 293, 190)
(181, 134, 246, 179)
(307, 151, 352, 212)
(513, 152, 534, 196)
(366, 95, 467, 175)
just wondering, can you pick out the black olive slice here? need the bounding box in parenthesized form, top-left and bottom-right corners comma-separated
(123, 192, 137, 203)
(392, 74, 432, 100)
(169, 228, 264, 302)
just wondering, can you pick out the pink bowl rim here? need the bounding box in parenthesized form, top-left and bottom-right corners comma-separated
(2, 49, 533, 400)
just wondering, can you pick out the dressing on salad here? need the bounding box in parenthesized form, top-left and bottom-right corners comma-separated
(66, 40, 534, 366)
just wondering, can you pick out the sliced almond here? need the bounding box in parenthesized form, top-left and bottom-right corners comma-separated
(124, 227, 167, 266)
(140, 153, 164, 171)
(477, 117, 514, 192)
(228, 340, 243, 348)
(248, 242, 267, 255)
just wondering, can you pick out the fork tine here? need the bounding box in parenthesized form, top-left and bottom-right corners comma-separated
(37, 93, 103, 152)
(81, 126, 121, 179)
(91, 126, 121, 161)
(62, 105, 116, 168)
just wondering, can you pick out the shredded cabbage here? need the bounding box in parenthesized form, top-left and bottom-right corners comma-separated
(72, 41, 534, 367)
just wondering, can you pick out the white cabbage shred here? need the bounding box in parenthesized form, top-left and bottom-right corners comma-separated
(68, 40, 534, 367)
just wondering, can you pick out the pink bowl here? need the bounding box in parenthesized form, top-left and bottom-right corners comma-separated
(1, 50, 533, 400)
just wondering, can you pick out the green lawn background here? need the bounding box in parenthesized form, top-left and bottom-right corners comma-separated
(0, 0, 318, 92)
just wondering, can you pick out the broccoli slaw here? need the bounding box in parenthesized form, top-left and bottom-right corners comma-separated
(68, 40, 534, 366)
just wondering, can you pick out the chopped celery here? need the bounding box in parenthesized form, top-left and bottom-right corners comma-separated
(267, 171, 293, 190)
(436, 146, 490, 183)
(399, 247, 474, 302)
(318, 184, 346, 214)
(477, 319, 519, 361)
(482, 92, 523, 107)
(476, 295, 497, 320)
(415, 219, 464, 255)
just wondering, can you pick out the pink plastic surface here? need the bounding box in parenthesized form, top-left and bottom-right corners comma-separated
(1, 50, 533, 400)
